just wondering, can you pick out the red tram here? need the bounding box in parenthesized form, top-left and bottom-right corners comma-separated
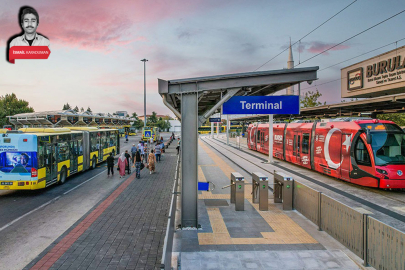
(247, 119, 405, 189)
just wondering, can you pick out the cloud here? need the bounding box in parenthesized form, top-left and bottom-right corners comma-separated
(303, 41, 350, 55)
(0, 0, 210, 51)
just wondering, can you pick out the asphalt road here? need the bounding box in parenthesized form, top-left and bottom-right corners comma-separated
(0, 133, 173, 270)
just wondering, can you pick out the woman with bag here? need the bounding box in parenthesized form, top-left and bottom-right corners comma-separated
(148, 149, 156, 174)
(117, 153, 127, 178)
(135, 150, 143, 179)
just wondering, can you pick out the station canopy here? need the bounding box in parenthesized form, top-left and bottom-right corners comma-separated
(230, 92, 405, 122)
(159, 67, 319, 125)
(7, 110, 134, 128)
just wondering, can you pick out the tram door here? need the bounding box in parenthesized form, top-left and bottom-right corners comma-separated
(45, 144, 57, 184)
(292, 132, 301, 165)
(339, 133, 351, 181)
(70, 141, 78, 173)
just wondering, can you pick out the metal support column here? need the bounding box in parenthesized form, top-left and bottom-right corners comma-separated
(226, 114, 230, 145)
(181, 92, 198, 228)
(211, 122, 214, 138)
(268, 114, 273, 163)
(216, 122, 219, 138)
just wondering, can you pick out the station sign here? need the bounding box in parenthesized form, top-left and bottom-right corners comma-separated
(341, 45, 405, 98)
(222, 96, 299, 115)
(209, 117, 221, 122)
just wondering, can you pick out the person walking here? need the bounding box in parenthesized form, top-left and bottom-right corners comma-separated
(137, 141, 143, 156)
(148, 149, 156, 174)
(131, 144, 137, 167)
(125, 132, 128, 143)
(172, 132, 175, 140)
(144, 143, 149, 163)
(124, 150, 131, 174)
(117, 153, 127, 178)
(107, 153, 114, 177)
(160, 140, 165, 158)
(150, 136, 154, 145)
(135, 150, 142, 179)
(176, 138, 181, 155)
(155, 142, 161, 162)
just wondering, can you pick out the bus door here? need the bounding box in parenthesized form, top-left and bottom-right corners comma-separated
(293, 132, 301, 165)
(69, 140, 78, 173)
(46, 144, 57, 184)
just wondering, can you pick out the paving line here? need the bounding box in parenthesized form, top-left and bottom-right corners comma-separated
(0, 196, 61, 232)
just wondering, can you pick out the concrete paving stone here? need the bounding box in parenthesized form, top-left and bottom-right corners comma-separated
(200, 260, 221, 270)
(240, 259, 264, 269)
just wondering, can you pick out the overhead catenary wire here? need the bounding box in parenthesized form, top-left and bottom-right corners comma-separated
(254, 0, 358, 71)
(295, 9, 405, 67)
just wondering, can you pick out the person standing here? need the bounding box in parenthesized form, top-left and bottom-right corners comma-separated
(117, 153, 127, 178)
(155, 142, 161, 162)
(172, 132, 175, 140)
(125, 132, 128, 143)
(150, 136, 154, 145)
(135, 150, 142, 179)
(124, 150, 131, 174)
(131, 144, 137, 166)
(160, 140, 165, 158)
(176, 138, 181, 155)
(107, 153, 114, 177)
(148, 149, 156, 174)
(137, 141, 143, 156)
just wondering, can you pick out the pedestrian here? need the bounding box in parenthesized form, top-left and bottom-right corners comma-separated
(176, 138, 181, 155)
(117, 153, 127, 178)
(160, 136, 163, 142)
(125, 150, 131, 174)
(148, 149, 156, 174)
(137, 140, 143, 155)
(131, 144, 137, 166)
(155, 142, 161, 162)
(107, 153, 114, 177)
(160, 140, 165, 157)
(125, 132, 128, 143)
(172, 132, 175, 140)
(144, 143, 149, 162)
(135, 150, 142, 179)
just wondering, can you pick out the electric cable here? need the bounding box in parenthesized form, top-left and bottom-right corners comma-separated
(254, 0, 358, 71)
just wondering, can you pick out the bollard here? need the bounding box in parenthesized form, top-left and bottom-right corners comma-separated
(252, 172, 268, 211)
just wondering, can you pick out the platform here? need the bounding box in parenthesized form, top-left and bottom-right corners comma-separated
(24, 144, 179, 270)
(172, 138, 367, 270)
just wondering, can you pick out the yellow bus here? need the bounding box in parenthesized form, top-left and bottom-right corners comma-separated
(142, 126, 153, 141)
(0, 127, 119, 190)
(152, 127, 160, 142)
(220, 125, 243, 133)
(198, 126, 211, 134)
(123, 125, 137, 136)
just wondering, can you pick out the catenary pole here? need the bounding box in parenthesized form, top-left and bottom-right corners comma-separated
(141, 59, 148, 127)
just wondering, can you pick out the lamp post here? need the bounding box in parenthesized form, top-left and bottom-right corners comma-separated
(141, 58, 148, 127)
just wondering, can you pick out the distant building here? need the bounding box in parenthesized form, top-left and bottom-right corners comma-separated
(115, 111, 127, 117)
(168, 120, 181, 133)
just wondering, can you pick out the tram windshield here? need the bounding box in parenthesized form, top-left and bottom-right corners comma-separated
(371, 132, 405, 166)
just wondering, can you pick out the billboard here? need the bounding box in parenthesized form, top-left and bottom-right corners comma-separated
(341, 45, 405, 98)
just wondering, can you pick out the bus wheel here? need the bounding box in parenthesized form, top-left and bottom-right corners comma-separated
(92, 156, 97, 169)
(59, 167, 67, 185)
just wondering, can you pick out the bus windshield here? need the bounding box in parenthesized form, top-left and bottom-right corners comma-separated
(371, 132, 405, 165)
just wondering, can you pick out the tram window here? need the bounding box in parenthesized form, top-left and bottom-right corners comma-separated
(297, 135, 301, 153)
(302, 134, 310, 154)
(355, 138, 371, 166)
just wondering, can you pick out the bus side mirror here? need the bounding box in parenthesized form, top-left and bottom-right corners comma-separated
(366, 129, 372, 144)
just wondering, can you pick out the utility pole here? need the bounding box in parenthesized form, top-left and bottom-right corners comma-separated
(141, 59, 148, 127)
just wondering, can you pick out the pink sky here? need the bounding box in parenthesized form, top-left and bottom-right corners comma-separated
(0, 0, 404, 117)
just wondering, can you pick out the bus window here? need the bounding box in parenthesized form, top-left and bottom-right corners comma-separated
(38, 141, 46, 169)
(90, 133, 98, 152)
(58, 142, 69, 162)
(302, 133, 310, 154)
(355, 138, 371, 166)
(101, 132, 108, 149)
(110, 132, 116, 147)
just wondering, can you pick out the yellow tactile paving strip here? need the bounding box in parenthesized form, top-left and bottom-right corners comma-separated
(198, 139, 318, 245)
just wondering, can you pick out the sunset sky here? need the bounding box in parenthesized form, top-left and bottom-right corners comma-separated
(0, 0, 404, 117)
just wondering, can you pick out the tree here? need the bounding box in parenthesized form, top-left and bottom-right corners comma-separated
(73, 106, 79, 112)
(301, 89, 326, 108)
(156, 119, 171, 131)
(62, 103, 71, 110)
(80, 107, 84, 112)
(86, 107, 92, 113)
(133, 119, 144, 129)
(148, 111, 158, 124)
(377, 113, 405, 126)
(0, 93, 34, 127)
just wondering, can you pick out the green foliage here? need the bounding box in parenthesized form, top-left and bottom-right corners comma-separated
(62, 103, 71, 110)
(80, 107, 84, 112)
(0, 93, 34, 127)
(148, 111, 158, 123)
(86, 107, 92, 113)
(73, 106, 79, 112)
(301, 89, 326, 108)
(377, 113, 405, 126)
(131, 112, 138, 119)
(156, 119, 171, 131)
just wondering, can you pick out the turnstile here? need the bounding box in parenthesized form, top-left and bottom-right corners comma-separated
(231, 172, 244, 211)
(252, 172, 268, 211)
(274, 171, 294, 210)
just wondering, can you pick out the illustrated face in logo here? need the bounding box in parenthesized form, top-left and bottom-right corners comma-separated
(22, 13, 38, 35)
(398, 170, 403, 176)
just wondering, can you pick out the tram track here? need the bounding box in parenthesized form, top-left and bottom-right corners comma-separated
(201, 136, 405, 223)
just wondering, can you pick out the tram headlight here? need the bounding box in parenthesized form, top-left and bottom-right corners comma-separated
(376, 168, 388, 175)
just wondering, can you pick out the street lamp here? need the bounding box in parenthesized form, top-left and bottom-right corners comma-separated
(141, 58, 148, 127)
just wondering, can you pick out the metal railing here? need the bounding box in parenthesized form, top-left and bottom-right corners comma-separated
(160, 153, 180, 270)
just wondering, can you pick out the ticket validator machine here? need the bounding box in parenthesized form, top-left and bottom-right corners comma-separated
(223, 172, 245, 211)
(273, 171, 294, 210)
(252, 172, 268, 211)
